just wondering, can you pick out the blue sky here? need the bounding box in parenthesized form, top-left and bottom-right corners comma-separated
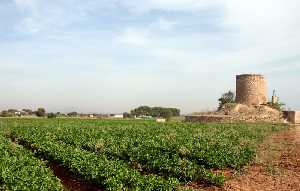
(0, 0, 300, 113)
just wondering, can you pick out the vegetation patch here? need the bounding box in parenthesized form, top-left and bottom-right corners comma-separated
(0, 130, 64, 191)
(0, 118, 286, 190)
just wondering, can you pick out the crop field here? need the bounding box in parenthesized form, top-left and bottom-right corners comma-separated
(0, 118, 285, 191)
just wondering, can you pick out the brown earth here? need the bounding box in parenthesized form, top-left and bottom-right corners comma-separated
(49, 162, 103, 191)
(185, 125, 300, 191)
(219, 104, 284, 123)
(192, 104, 284, 123)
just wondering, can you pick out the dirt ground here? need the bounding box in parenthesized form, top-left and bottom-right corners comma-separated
(49, 162, 103, 191)
(186, 125, 300, 191)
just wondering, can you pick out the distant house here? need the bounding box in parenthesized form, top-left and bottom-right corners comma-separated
(135, 115, 152, 119)
(14, 111, 21, 116)
(112, 114, 124, 119)
(156, 118, 166, 123)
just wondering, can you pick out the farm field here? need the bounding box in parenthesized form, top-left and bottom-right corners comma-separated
(0, 118, 286, 191)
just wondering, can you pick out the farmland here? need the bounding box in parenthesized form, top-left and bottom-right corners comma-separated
(0, 118, 285, 190)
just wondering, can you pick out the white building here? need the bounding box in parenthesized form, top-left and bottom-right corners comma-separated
(113, 114, 124, 119)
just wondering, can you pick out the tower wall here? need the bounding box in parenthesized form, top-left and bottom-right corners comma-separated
(236, 74, 267, 105)
(284, 111, 300, 124)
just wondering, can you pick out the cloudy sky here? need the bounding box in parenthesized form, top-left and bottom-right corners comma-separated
(0, 0, 299, 113)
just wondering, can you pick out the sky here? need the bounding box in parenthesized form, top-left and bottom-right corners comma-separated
(0, 0, 300, 114)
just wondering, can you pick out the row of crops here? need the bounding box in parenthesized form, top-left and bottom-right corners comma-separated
(0, 130, 64, 191)
(0, 118, 285, 190)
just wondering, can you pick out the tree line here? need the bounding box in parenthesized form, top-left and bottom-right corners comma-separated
(128, 106, 180, 119)
(0, 108, 125, 119)
(0, 108, 47, 117)
(0, 106, 181, 119)
(0, 108, 81, 118)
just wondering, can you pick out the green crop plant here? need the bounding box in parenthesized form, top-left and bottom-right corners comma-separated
(0, 118, 286, 190)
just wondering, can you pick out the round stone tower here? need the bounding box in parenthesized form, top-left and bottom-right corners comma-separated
(236, 74, 267, 105)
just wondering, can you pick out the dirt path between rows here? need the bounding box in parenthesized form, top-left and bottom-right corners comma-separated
(188, 125, 300, 191)
(220, 125, 300, 191)
(223, 125, 300, 191)
(49, 162, 103, 191)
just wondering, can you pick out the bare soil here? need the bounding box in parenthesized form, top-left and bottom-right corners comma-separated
(49, 162, 103, 191)
(10, 135, 104, 191)
(193, 104, 284, 123)
(185, 125, 300, 191)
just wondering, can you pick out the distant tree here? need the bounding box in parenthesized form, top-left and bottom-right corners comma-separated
(130, 106, 180, 118)
(55, 112, 66, 117)
(218, 90, 235, 110)
(47, 113, 57, 118)
(161, 109, 173, 120)
(123, 112, 132, 118)
(267, 102, 285, 111)
(8, 109, 18, 113)
(149, 107, 159, 117)
(67, 112, 78, 117)
(131, 106, 152, 117)
(0, 110, 13, 117)
(22, 109, 33, 115)
(35, 108, 46, 117)
(169, 108, 180, 117)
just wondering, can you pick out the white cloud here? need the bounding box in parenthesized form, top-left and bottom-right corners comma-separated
(119, 0, 222, 13)
(219, 0, 300, 68)
(149, 18, 177, 31)
(115, 17, 177, 47)
(14, 0, 38, 10)
(223, 0, 300, 41)
(14, 0, 59, 33)
(13, 0, 92, 34)
(116, 28, 151, 47)
(17, 17, 41, 33)
(113, 0, 300, 75)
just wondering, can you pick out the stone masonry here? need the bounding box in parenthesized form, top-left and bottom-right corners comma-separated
(284, 111, 300, 124)
(236, 74, 267, 105)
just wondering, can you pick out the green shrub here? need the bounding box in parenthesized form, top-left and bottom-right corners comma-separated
(266, 102, 285, 111)
(47, 113, 57, 119)
(218, 91, 235, 110)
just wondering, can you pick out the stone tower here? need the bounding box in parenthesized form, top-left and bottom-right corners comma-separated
(236, 74, 267, 105)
